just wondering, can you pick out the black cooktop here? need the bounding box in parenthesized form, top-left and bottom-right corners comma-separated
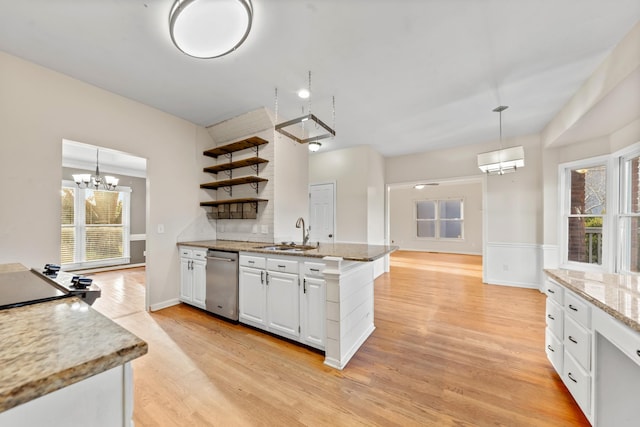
(0, 269, 72, 310)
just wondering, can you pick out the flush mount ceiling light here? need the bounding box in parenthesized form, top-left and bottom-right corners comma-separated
(169, 0, 253, 59)
(308, 141, 322, 152)
(72, 149, 119, 191)
(477, 106, 525, 175)
(275, 71, 336, 146)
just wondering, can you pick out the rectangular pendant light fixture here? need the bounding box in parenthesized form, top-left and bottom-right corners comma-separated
(477, 145, 525, 175)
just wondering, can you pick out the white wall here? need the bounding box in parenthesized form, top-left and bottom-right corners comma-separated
(309, 145, 385, 244)
(0, 51, 212, 309)
(389, 182, 483, 255)
(274, 134, 309, 243)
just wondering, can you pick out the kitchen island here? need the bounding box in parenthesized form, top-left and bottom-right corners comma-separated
(179, 240, 397, 369)
(544, 269, 640, 425)
(0, 264, 148, 427)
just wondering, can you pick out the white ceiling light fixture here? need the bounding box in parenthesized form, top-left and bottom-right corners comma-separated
(308, 141, 322, 152)
(297, 88, 310, 99)
(72, 149, 119, 191)
(477, 106, 525, 175)
(169, 0, 253, 59)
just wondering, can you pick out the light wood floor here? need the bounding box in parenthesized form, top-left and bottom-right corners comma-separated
(90, 252, 590, 426)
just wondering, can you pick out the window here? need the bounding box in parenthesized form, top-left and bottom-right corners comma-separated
(61, 181, 131, 269)
(560, 144, 640, 273)
(620, 153, 640, 273)
(565, 165, 606, 266)
(416, 199, 463, 239)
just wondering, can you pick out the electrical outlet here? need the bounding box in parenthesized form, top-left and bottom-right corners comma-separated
(261, 225, 268, 234)
(252, 224, 258, 233)
(503, 264, 509, 271)
(157, 224, 165, 234)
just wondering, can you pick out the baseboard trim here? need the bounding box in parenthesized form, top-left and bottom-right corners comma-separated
(149, 298, 180, 312)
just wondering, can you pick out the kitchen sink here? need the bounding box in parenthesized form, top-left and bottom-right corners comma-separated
(257, 244, 317, 252)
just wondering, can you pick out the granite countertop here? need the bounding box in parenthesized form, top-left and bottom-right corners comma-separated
(545, 269, 640, 333)
(178, 239, 398, 262)
(0, 297, 148, 413)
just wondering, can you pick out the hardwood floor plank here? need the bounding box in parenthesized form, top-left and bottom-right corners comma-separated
(89, 252, 589, 426)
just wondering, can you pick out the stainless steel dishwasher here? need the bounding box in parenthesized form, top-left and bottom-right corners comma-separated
(205, 250, 239, 321)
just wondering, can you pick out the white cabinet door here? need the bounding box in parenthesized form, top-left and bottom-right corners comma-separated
(266, 270, 300, 340)
(301, 276, 325, 349)
(191, 259, 207, 309)
(179, 257, 193, 303)
(239, 266, 267, 329)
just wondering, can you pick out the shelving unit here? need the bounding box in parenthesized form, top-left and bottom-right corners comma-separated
(201, 136, 269, 219)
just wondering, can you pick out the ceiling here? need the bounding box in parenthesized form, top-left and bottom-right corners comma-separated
(1, 1, 639, 158)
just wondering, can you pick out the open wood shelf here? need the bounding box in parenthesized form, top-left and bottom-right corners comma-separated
(203, 136, 268, 158)
(200, 176, 268, 190)
(203, 157, 269, 174)
(200, 198, 268, 207)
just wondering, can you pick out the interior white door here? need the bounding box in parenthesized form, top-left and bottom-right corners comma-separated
(309, 183, 335, 243)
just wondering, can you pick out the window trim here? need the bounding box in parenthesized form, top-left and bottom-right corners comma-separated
(415, 198, 464, 241)
(558, 155, 613, 272)
(61, 180, 131, 269)
(616, 145, 640, 274)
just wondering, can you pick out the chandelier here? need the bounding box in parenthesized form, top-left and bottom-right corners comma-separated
(477, 106, 525, 175)
(274, 71, 335, 152)
(72, 149, 119, 191)
(169, 0, 253, 59)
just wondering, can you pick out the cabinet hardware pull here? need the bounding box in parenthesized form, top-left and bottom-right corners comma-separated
(547, 345, 554, 352)
(248, 260, 255, 264)
(548, 289, 555, 294)
(310, 268, 319, 272)
(278, 264, 286, 268)
(261, 270, 264, 284)
(569, 304, 578, 311)
(266, 272, 269, 285)
(303, 278, 306, 294)
(568, 372, 577, 383)
(568, 336, 578, 344)
(547, 314, 555, 320)
(636, 350, 640, 358)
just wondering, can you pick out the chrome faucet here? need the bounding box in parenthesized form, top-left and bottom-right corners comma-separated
(295, 217, 310, 245)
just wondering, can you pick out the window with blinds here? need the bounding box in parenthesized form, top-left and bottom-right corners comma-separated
(60, 182, 130, 268)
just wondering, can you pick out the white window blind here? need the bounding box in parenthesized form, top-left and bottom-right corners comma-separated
(60, 181, 131, 269)
(416, 199, 464, 240)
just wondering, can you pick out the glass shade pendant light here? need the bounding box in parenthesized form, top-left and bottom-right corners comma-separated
(169, 0, 253, 59)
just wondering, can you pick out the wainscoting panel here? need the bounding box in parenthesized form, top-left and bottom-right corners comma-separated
(485, 242, 542, 290)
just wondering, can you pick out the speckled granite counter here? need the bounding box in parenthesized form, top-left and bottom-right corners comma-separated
(0, 297, 148, 413)
(545, 269, 640, 333)
(178, 239, 398, 262)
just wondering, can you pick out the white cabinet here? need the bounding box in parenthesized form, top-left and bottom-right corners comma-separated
(544, 279, 593, 423)
(266, 270, 299, 340)
(300, 261, 326, 350)
(238, 254, 325, 349)
(179, 247, 206, 309)
(239, 265, 267, 328)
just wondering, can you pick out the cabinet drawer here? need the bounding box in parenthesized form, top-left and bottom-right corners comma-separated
(240, 255, 266, 269)
(545, 328, 563, 373)
(565, 291, 591, 328)
(192, 249, 207, 260)
(267, 258, 299, 274)
(564, 315, 591, 371)
(563, 351, 591, 417)
(180, 248, 193, 258)
(303, 262, 325, 277)
(546, 279, 564, 305)
(546, 298, 564, 338)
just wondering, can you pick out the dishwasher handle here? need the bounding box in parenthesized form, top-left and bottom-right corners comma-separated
(206, 256, 235, 262)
